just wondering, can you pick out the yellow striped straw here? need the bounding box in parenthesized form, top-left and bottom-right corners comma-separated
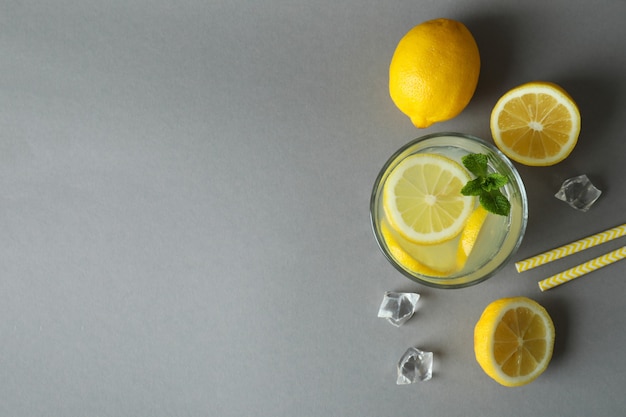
(515, 223, 626, 272)
(538, 246, 626, 291)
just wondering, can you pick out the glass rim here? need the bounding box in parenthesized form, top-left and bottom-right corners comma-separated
(369, 132, 529, 289)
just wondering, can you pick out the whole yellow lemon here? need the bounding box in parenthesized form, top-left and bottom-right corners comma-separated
(389, 18, 480, 128)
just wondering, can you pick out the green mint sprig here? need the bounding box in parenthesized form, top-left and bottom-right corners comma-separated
(460, 153, 511, 216)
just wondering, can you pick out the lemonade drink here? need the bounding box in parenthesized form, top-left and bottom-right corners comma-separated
(370, 133, 528, 288)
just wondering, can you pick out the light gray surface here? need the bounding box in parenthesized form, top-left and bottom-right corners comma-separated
(2, 1, 626, 415)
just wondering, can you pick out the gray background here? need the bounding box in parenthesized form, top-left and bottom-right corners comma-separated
(2, 0, 626, 416)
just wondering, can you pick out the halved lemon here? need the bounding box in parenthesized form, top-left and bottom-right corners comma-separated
(474, 297, 555, 387)
(383, 153, 475, 245)
(490, 81, 581, 166)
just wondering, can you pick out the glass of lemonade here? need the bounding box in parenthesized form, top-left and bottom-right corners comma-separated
(370, 132, 528, 288)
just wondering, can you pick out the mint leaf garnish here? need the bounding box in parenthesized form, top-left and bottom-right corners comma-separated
(460, 178, 484, 196)
(482, 173, 508, 192)
(460, 153, 511, 216)
(462, 153, 489, 177)
(479, 190, 511, 216)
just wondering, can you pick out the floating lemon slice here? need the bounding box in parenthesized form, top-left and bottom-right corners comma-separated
(383, 153, 474, 245)
(381, 207, 488, 276)
(456, 205, 489, 269)
(474, 297, 555, 387)
(380, 221, 451, 276)
(490, 81, 581, 166)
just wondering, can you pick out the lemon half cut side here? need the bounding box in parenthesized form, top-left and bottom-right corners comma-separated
(474, 297, 555, 387)
(490, 81, 581, 166)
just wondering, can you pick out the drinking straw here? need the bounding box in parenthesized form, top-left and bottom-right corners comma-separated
(515, 223, 626, 273)
(538, 246, 626, 291)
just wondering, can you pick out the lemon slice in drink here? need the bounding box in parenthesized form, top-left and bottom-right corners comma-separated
(380, 221, 451, 276)
(383, 153, 474, 245)
(490, 81, 581, 166)
(474, 297, 555, 387)
(456, 205, 489, 269)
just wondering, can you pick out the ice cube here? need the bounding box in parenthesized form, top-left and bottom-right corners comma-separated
(397, 347, 433, 384)
(377, 292, 420, 327)
(555, 174, 602, 212)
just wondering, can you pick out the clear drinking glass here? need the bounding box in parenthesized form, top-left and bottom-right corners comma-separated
(370, 132, 528, 288)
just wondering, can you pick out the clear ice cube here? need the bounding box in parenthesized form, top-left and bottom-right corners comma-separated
(397, 347, 433, 384)
(555, 174, 602, 212)
(377, 292, 420, 327)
